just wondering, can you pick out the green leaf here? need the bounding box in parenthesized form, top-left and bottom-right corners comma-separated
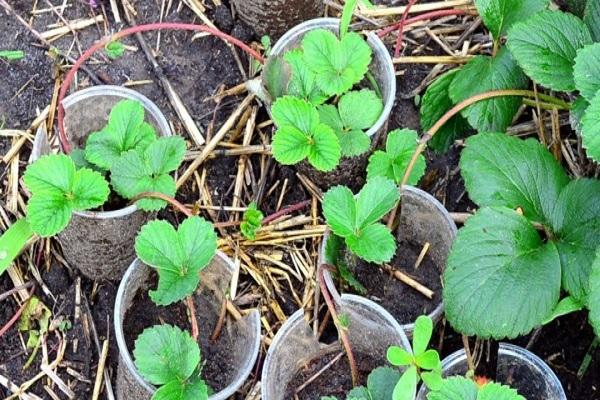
(285, 50, 328, 105)
(449, 47, 528, 132)
(571, 96, 589, 134)
(367, 367, 401, 400)
(367, 129, 425, 185)
(241, 202, 264, 240)
(0, 219, 34, 277)
(340, 0, 359, 38)
(444, 207, 562, 339)
(135, 217, 217, 306)
(346, 223, 396, 264)
(415, 350, 441, 370)
(550, 179, 600, 301)
(507, 10, 593, 92)
(338, 261, 368, 294)
(588, 249, 600, 337)
(426, 376, 477, 400)
(581, 92, 600, 162)
(24, 155, 110, 237)
(346, 388, 368, 400)
(460, 132, 569, 225)
(477, 382, 525, 400)
(387, 346, 413, 367)
(355, 176, 399, 230)
(307, 124, 342, 171)
(110, 136, 186, 211)
(71, 148, 101, 171)
(574, 43, 600, 102)
(420, 69, 470, 153)
(105, 41, 125, 59)
(85, 100, 157, 170)
(323, 186, 357, 237)
(264, 56, 289, 100)
(134, 325, 200, 385)
(412, 315, 433, 355)
(542, 296, 584, 325)
(421, 369, 443, 391)
(584, 0, 600, 42)
(567, 0, 588, 17)
(392, 365, 417, 400)
(153, 376, 209, 400)
(303, 29, 372, 96)
(271, 125, 312, 165)
(474, 0, 549, 39)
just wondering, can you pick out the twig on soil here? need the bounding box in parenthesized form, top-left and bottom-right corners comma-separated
(0, 281, 33, 302)
(91, 339, 109, 400)
(294, 351, 345, 395)
(262, 200, 312, 225)
(210, 298, 228, 341)
(186, 296, 200, 341)
(382, 264, 434, 299)
(413, 242, 430, 270)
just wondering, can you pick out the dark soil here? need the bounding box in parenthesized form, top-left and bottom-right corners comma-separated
(283, 350, 379, 400)
(341, 238, 442, 326)
(123, 271, 235, 393)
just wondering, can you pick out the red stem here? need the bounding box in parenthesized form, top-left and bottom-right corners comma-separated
(57, 22, 264, 153)
(0, 287, 35, 338)
(262, 200, 311, 225)
(378, 9, 470, 38)
(394, 0, 418, 58)
(131, 191, 193, 217)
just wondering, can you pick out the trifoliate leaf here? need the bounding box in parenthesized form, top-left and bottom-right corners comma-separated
(23, 155, 109, 237)
(574, 43, 600, 102)
(474, 0, 549, 39)
(426, 376, 477, 400)
(133, 325, 200, 385)
(392, 365, 417, 400)
(241, 202, 264, 240)
(460, 132, 569, 225)
(302, 29, 372, 96)
(449, 47, 528, 132)
(323, 186, 357, 237)
(444, 207, 561, 339)
(110, 136, 186, 211)
(570, 96, 589, 134)
(285, 50, 328, 105)
(105, 41, 125, 59)
(153, 375, 209, 400)
(412, 315, 433, 355)
(271, 96, 341, 171)
(420, 69, 470, 153)
(135, 217, 217, 306)
(85, 99, 157, 170)
(355, 176, 399, 230)
(366, 129, 425, 185)
(507, 10, 593, 92)
(387, 346, 413, 366)
(550, 179, 600, 301)
(581, 92, 600, 162)
(366, 367, 401, 400)
(584, 0, 600, 42)
(346, 223, 396, 264)
(588, 249, 600, 337)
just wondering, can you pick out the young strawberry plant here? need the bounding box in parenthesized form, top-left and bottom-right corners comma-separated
(240, 202, 264, 240)
(444, 132, 600, 339)
(266, 0, 385, 171)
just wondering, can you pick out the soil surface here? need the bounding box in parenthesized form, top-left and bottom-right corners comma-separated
(283, 351, 379, 400)
(123, 271, 236, 392)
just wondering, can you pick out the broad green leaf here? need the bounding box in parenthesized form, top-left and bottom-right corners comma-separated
(367, 367, 401, 400)
(133, 325, 200, 385)
(346, 388, 368, 400)
(426, 376, 477, 400)
(412, 315, 433, 355)
(153, 375, 209, 400)
(240, 202, 264, 240)
(70, 148, 100, 171)
(85, 100, 157, 170)
(338, 129, 371, 157)
(323, 186, 357, 237)
(0, 219, 34, 276)
(420, 69, 470, 153)
(392, 365, 417, 400)
(460, 133, 569, 225)
(339, 89, 383, 131)
(444, 207, 562, 339)
(135, 217, 217, 305)
(474, 0, 549, 39)
(355, 176, 399, 230)
(264, 56, 289, 100)
(574, 43, 600, 102)
(571, 96, 589, 134)
(110, 136, 186, 211)
(415, 350, 441, 370)
(542, 296, 584, 325)
(271, 126, 312, 165)
(24, 155, 109, 237)
(346, 223, 396, 264)
(367, 129, 425, 185)
(550, 179, 600, 301)
(303, 29, 371, 96)
(588, 249, 600, 336)
(507, 10, 593, 91)
(581, 92, 600, 162)
(449, 47, 528, 132)
(387, 346, 413, 366)
(478, 382, 525, 400)
(285, 50, 328, 105)
(340, 0, 359, 39)
(584, 0, 600, 42)
(306, 124, 341, 171)
(421, 369, 443, 391)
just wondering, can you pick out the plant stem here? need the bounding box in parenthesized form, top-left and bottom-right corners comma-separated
(262, 200, 311, 225)
(57, 22, 264, 153)
(186, 296, 200, 342)
(386, 89, 571, 229)
(210, 298, 228, 342)
(130, 192, 193, 217)
(318, 263, 359, 386)
(0, 286, 35, 338)
(393, 0, 418, 58)
(462, 335, 475, 372)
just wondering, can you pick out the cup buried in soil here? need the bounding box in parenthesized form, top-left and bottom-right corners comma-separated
(114, 252, 261, 400)
(320, 186, 457, 337)
(262, 18, 396, 190)
(261, 294, 415, 400)
(416, 343, 567, 400)
(30, 86, 171, 281)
